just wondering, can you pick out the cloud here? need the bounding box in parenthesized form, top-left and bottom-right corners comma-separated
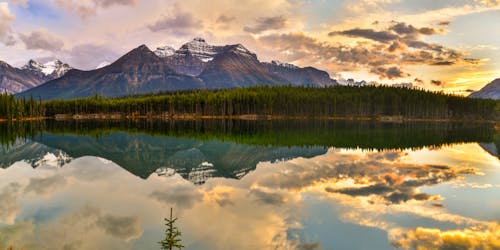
(475, 0, 500, 7)
(430, 80, 443, 86)
(54, 0, 138, 18)
(0, 204, 143, 249)
(216, 14, 235, 23)
(24, 175, 67, 195)
(297, 242, 322, 250)
(258, 19, 478, 79)
(438, 21, 451, 26)
(244, 16, 288, 34)
(65, 43, 121, 70)
(96, 214, 143, 241)
(0, 182, 21, 224)
(150, 185, 203, 209)
(249, 188, 287, 206)
(329, 29, 398, 43)
(19, 29, 64, 52)
(389, 22, 439, 36)
(148, 9, 203, 36)
(391, 223, 500, 250)
(370, 66, 410, 79)
(7, 0, 27, 7)
(0, 2, 16, 46)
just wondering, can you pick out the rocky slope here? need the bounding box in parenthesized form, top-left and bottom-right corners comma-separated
(17, 38, 337, 100)
(0, 59, 71, 94)
(263, 60, 337, 87)
(470, 78, 500, 99)
(18, 45, 204, 100)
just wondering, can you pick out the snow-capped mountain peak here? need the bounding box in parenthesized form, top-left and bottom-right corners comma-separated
(154, 46, 176, 58)
(177, 37, 224, 62)
(22, 59, 72, 78)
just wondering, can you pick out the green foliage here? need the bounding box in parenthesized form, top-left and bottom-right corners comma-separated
(159, 208, 184, 250)
(40, 86, 499, 120)
(1, 86, 499, 120)
(0, 92, 44, 119)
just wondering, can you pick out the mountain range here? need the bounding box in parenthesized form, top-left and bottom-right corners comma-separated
(0, 59, 71, 94)
(470, 78, 500, 99)
(16, 38, 337, 100)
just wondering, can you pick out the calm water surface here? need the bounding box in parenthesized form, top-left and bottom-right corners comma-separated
(0, 120, 499, 250)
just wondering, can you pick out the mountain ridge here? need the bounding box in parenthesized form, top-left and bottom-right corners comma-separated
(470, 78, 500, 99)
(1, 59, 71, 94)
(15, 38, 337, 100)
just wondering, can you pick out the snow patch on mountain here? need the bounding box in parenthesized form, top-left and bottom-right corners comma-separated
(176, 37, 225, 62)
(267, 60, 299, 69)
(96, 61, 111, 69)
(154, 46, 176, 58)
(22, 59, 71, 78)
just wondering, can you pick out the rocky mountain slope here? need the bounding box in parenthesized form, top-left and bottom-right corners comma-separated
(16, 38, 337, 100)
(470, 78, 500, 99)
(0, 59, 71, 94)
(18, 45, 204, 100)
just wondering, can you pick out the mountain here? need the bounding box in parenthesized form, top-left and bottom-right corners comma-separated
(17, 45, 204, 100)
(0, 59, 71, 94)
(155, 38, 223, 76)
(22, 59, 72, 79)
(263, 60, 337, 87)
(0, 61, 47, 94)
(199, 44, 290, 88)
(17, 38, 337, 100)
(470, 79, 500, 99)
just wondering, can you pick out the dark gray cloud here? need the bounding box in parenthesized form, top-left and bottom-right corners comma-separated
(324, 163, 456, 204)
(148, 11, 203, 36)
(430, 80, 443, 86)
(216, 14, 235, 23)
(96, 214, 143, 241)
(329, 28, 398, 43)
(370, 66, 409, 79)
(19, 29, 64, 52)
(389, 22, 439, 36)
(249, 188, 287, 206)
(253, 150, 474, 205)
(244, 16, 287, 34)
(24, 175, 67, 195)
(298, 242, 322, 250)
(414, 78, 424, 84)
(260, 20, 477, 79)
(438, 21, 451, 26)
(150, 185, 203, 209)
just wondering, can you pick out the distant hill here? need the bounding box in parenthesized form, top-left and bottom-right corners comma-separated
(16, 38, 337, 100)
(470, 78, 500, 99)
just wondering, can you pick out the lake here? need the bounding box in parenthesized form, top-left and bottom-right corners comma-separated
(0, 119, 499, 250)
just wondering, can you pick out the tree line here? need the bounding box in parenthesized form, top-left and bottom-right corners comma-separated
(1, 86, 499, 120)
(0, 92, 44, 120)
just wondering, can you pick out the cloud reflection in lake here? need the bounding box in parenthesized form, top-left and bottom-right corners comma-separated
(0, 143, 498, 250)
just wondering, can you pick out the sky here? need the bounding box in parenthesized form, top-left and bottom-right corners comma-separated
(0, 0, 499, 94)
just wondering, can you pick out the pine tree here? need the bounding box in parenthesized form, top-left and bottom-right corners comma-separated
(159, 207, 184, 250)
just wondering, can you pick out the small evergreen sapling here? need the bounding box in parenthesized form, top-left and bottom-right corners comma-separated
(159, 207, 184, 250)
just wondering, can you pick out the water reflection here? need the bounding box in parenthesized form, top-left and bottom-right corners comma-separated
(0, 120, 498, 249)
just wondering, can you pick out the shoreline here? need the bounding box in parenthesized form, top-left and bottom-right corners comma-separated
(0, 114, 498, 124)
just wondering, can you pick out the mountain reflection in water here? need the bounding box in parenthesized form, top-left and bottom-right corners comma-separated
(0, 119, 498, 249)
